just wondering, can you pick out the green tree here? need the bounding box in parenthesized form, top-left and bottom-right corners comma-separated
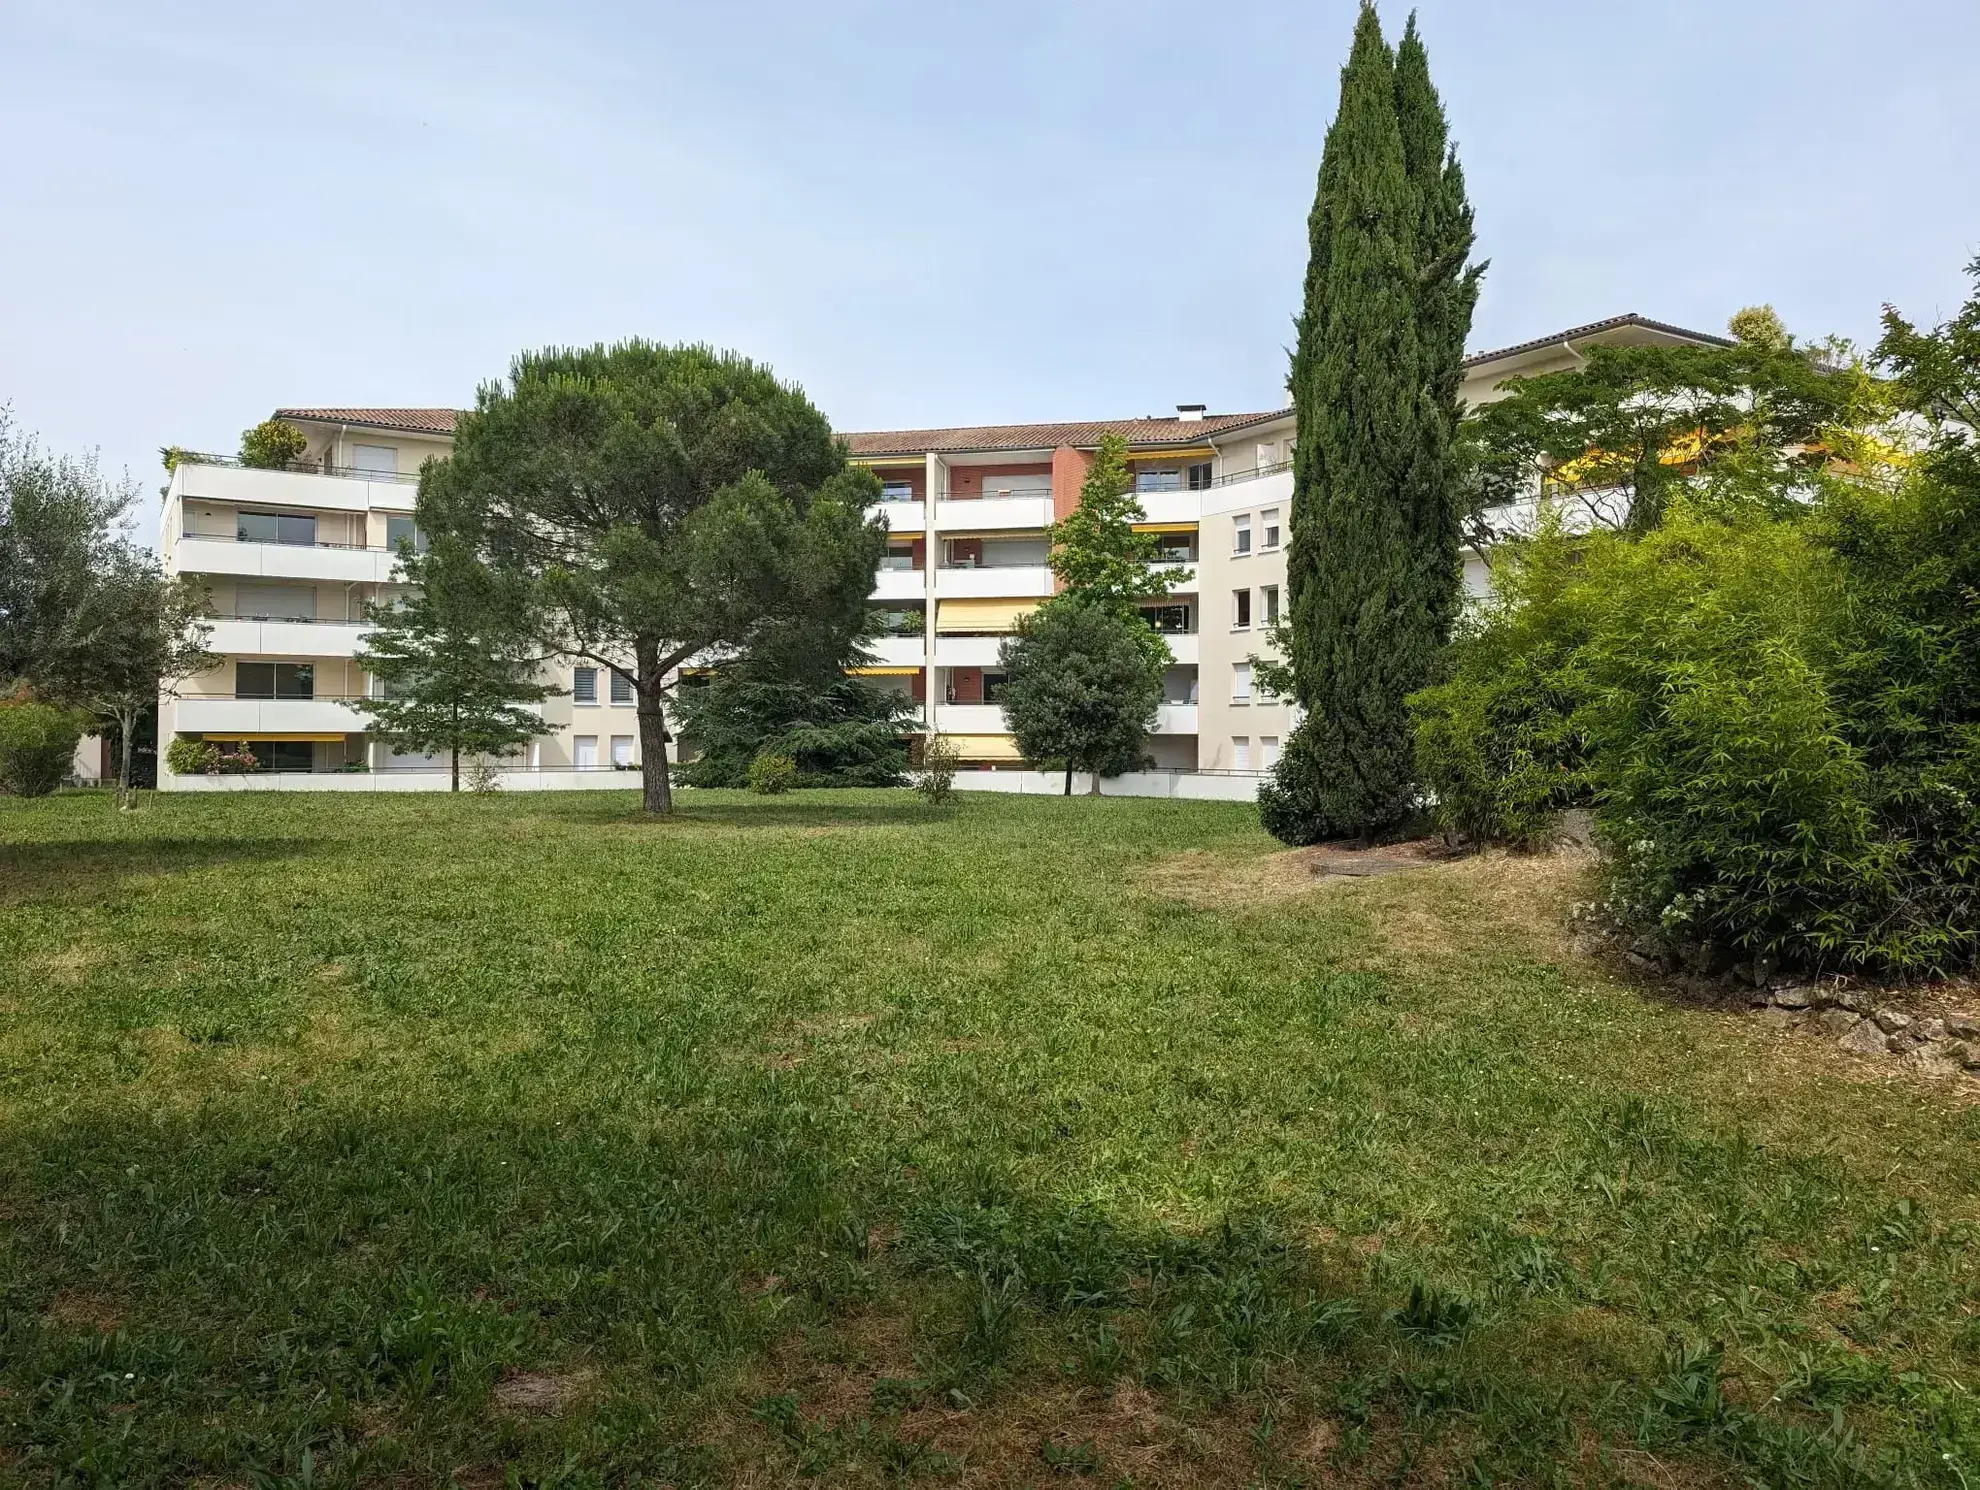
(674, 669, 915, 788)
(238, 419, 308, 470)
(52, 548, 214, 808)
(1048, 434, 1187, 621)
(999, 603, 1163, 796)
(0, 686, 90, 798)
(419, 341, 886, 813)
(0, 409, 138, 688)
(353, 540, 556, 792)
(1263, 3, 1478, 845)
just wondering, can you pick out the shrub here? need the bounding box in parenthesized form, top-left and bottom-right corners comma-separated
(163, 737, 260, 775)
(1409, 517, 1595, 848)
(747, 752, 797, 795)
(0, 694, 87, 797)
(238, 419, 308, 470)
(913, 733, 960, 805)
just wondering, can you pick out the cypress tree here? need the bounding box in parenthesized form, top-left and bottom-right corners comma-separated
(1260, 3, 1480, 845)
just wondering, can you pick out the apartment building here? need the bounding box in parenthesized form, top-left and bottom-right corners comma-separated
(156, 314, 1725, 789)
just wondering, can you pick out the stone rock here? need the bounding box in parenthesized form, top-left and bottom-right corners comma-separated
(1917, 1017, 1948, 1043)
(1905, 1042, 1966, 1079)
(1755, 1005, 1808, 1032)
(1946, 1012, 1980, 1040)
(1943, 1040, 1979, 1070)
(1833, 989, 1872, 1014)
(1873, 1008, 1913, 1034)
(1817, 1008, 1862, 1036)
(1772, 987, 1816, 1010)
(1624, 951, 1656, 972)
(1837, 1019, 1893, 1057)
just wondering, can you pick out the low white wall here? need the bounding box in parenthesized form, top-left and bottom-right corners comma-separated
(951, 769, 1264, 801)
(163, 769, 640, 793)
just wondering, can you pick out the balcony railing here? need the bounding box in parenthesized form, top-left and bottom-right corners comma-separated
(1211, 458, 1293, 488)
(173, 452, 422, 485)
(938, 556, 1049, 569)
(205, 612, 368, 625)
(184, 532, 401, 553)
(187, 691, 371, 702)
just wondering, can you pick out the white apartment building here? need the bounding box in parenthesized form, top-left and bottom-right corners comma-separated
(156, 315, 1726, 791)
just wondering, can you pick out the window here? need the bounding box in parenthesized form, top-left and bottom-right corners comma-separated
(1261, 508, 1281, 550)
(982, 671, 1010, 704)
(872, 605, 923, 635)
(1135, 468, 1182, 493)
(237, 510, 317, 547)
(1142, 603, 1192, 634)
(573, 735, 599, 768)
(610, 671, 633, 704)
(1256, 440, 1279, 472)
(248, 739, 315, 772)
(1233, 514, 1252, 555)
(1232, 663, 1252, 703)
(572, 667, 598, 704)
(234, 583, 315, 620)
(1232, 736, 1251, 771)
(1261, 735, 1282, 771)
(611, 735, 634, 768)
(351, 444, 398, 477)
(1151, 533, 1195, 563)
(385, 516, 428, 554)
(1261, 584, 1280, 625)
(236, 661, 314, 699)
(1232, 589, 1252, 630)
(1187, 462, 1213, 491)
(881, 481, 915, 503)
(882, 543, 919, 571)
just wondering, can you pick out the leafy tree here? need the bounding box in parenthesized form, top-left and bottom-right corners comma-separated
(0, 409, 138, 688)
(1263, 3, 1479, 845)
(674, 669, 914, 787)
(352, 540, 555, 792)
(53, 548, 213, 808)
(419, 341, 886, 813)
(1468, 322, 1854, 537)
(239, 419, 308, 470)
(1000, 603, 1163, 795)
(1049, 434, 1187, 619)
(0, 686, 89, 797)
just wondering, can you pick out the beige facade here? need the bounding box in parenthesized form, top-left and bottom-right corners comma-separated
(157, 315, 1727, 790)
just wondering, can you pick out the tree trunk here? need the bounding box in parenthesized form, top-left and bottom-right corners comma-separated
(1063, 763, 1072, 796)
(117, 706, 135, 811)
(1087, 768, 1102, 797)
(450, 745, 459, 792)
(637, 699, 671, 812)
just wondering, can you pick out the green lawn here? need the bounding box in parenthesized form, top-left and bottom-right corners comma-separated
(2, 790, 1977, 1488)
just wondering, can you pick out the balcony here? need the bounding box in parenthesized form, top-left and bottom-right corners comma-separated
(872, 498, 927, 536)
(205, 616, 370, 658)
(933, 635, 1006, 668)
(934, 703, 1008, 733)
(1152, 633, 1199, 665)
(174, 535, 400, 584)
(871, 567, 927, 602)
(934, 495, 1053, 533)
(1155, 704, 1199, 735)
(865, 635, 925, 668)
(174, 695, 370, 735)
(1134, 489, 1203, 525)
(934, 564, 1054, 599)
(171, 458, 417, 514)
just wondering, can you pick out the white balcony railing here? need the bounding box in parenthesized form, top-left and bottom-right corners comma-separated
(173, 536, 399, 584)
(871, 568, 927, 602)
(172, 461, 417, 514)
(173, 696, 369, 735)
(934, 496, 1053, 533)
(933, 703, 1008, 734)
(934, 565, 1054, 600)
(204, 617, 371, 659)
(933, 635, 1005, 668)
(865, 635, 925, 668)
(1155, 704, 1199, 735)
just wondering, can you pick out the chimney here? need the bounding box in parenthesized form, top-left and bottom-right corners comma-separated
(1175, 403, 1206, 422)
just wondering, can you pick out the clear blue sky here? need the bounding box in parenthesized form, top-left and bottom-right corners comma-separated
(3, 0, 1975, 533)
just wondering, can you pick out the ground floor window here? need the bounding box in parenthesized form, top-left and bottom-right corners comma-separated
(574, 735, 599, 769)
(242, 740, 314, 772)
(611, 735, 634, 768)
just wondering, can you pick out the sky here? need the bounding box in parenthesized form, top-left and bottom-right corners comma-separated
(3, 0, 1976, 541)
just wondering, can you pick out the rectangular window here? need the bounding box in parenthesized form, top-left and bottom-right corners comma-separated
(235, 661, 314, 699)
(237, 510, 317, 546)
(1135, 469, 1183, 493)
(385, 516, 428, 554)
(234, 583, 315, 620)
(609, 671, 633, 704)
(1187, 462, 1213, 491)
(611, 735, 634, 767)
(573, 735, 598, 769)
(572, 667, 598, 704)
(249, 739, 315, 772)
(1233, 736, 1251, 771)
(1233, 514, 1252, 555)
(982, 671, 1010, 704)
(881, 480, 915, 503)
(1257, 440, 1279, 472)
(1232, 663, 1252, 703)
(1142, 603, 1192, 634)
(1261, 735, 1282, 771)
(351, 444, 398, 477)
(1232, 589, 1252, 630)
(1261, 508, 1281, 550)
(1262, 584, 1280, 625)
(882, 543, 919, 571)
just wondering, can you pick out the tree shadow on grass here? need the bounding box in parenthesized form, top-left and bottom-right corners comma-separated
(0, 1081, 1870, 1490)
(579, 794, 957, 832)
(0, 836, 313, 907)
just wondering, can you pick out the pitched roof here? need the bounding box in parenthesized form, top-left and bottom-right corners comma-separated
(844, 410, 1288, 458)
(274, 407, 460, 436)
(1463, 313, 1733, 368)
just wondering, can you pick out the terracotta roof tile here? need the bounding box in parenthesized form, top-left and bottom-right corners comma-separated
(1462, 314, 1732, 368)
(844, 410, 1289, 458)
(275, 407, 460, 435)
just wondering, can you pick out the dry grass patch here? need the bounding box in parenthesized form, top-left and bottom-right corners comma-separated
(1143, 837, 1452, 912)
(492, 1367, 595, 1415)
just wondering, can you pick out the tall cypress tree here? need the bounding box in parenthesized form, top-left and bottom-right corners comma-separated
(1260, 3, 1479, 845)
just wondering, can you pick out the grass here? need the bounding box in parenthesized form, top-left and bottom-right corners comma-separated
(1, 788, 1978, 1488)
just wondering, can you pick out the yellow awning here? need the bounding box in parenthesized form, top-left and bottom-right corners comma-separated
(208, 732, 352, 742)
(853, 456, 926, 469)
(1132, 522, 1199, 534)
(1130, 447, 1216, 462)
(941, 733, 1024, 761)
(848, 665, 921, 676)
(935, 598, 1041, 634)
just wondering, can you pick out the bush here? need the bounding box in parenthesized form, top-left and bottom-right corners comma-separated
(163, 737, 259, 776)
(238, 419, 308, 470)
(913, 733, 960, 804)
(747, 752, 797, 795)
(0, 694, 87, 796)
(1409, 518, 1594, 848)
(674, 672, 914, 788)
